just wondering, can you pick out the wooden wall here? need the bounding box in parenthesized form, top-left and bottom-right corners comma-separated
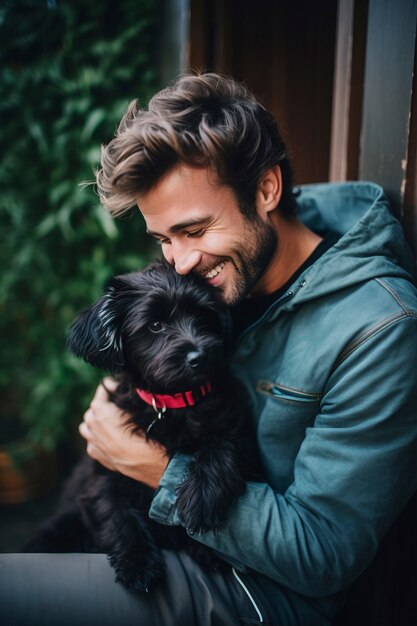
(189, 0, 337, 186)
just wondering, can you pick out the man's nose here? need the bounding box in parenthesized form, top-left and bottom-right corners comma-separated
(174, 249, 203, 275)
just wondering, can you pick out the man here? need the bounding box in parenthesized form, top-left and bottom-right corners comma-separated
(1, 73, 417, 625)
(79, 72, 417, 622)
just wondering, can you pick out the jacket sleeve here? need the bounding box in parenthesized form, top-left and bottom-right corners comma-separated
(149, 315, 417, 597)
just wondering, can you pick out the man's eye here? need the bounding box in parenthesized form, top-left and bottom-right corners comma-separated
(186, 229, 205, 238)
(155, 239, 170, 246)
(149, 321, 164, 333)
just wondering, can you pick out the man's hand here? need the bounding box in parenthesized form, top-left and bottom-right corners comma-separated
(79, 378, 169, 489)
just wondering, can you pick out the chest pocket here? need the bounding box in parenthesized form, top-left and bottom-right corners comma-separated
(256, 380, 321, 490)
(257, 380, 321, 404)
(257, 380, 320, 427)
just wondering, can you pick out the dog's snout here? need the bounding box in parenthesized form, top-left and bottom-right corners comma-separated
(186, 350, 205, 368)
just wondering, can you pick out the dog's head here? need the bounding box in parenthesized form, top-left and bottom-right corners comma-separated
(67, 261, 228, 392)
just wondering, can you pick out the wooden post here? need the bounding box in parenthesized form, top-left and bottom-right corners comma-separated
(359, 0, 417, 218)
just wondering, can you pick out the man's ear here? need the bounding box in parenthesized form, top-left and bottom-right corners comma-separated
(67, 283, 125, 373)
(256, 165, 283, 219)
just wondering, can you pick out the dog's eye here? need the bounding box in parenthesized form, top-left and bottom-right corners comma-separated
(149, 321, 164, 333)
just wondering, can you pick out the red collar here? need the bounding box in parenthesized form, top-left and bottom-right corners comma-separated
(135, 381, 212, 410)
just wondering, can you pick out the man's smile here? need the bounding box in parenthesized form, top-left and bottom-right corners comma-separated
(203, 261, 226, 280)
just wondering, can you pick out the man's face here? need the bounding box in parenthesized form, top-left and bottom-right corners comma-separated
(137, 165, 277, 305)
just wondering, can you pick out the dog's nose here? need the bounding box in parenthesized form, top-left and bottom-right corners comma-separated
(186, 350, 204, 368)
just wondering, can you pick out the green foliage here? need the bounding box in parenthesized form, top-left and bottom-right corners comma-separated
(0, 0, 161, 449)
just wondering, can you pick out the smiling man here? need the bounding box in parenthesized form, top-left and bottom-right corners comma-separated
(138, 164, 321, 304)
(3, 73, 416, 626)
(77, 73, 417, 625)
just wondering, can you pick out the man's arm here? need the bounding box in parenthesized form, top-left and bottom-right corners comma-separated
(149, 315, 417, 597)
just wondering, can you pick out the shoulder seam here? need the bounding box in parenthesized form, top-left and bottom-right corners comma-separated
(332, 310, 417, 371)
(374, 277, 411, 313)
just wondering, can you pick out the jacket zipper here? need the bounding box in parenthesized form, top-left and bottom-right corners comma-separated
(257, 381, 320, 403)
(232, 568, 265, 623)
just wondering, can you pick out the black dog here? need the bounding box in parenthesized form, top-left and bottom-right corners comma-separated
(24, 261, 259, 592)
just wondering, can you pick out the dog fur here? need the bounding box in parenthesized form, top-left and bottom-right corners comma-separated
(24, 260, 259, 592)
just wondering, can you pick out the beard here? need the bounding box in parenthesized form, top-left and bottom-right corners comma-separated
(221, 215, 277, 305)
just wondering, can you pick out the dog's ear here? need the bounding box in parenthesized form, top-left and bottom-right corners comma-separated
(67, 282, 125, 372)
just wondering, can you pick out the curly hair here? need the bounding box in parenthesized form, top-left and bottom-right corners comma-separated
(96, 73, 297, 218)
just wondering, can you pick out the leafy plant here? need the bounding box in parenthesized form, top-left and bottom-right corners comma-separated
(0, 0, 161, 451)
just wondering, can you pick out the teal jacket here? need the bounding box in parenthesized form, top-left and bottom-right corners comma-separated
(150, 182, 417, 616)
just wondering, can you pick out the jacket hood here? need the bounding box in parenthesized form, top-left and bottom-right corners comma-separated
(280, 181, 416, 307)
